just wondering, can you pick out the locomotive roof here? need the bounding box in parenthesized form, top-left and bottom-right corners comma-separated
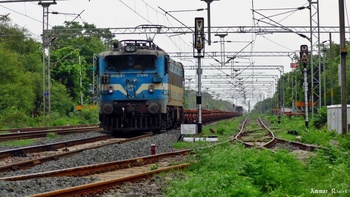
(99, 40, 168, 57)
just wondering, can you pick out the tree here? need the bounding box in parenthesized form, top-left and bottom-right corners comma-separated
(0, 44, 36, 114)
(49, 21, 110, 104)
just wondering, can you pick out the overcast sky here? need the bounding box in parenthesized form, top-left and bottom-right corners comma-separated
(0, 0, 348, 107)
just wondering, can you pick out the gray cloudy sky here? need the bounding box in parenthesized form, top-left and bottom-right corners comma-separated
(0, 0, 348, 106)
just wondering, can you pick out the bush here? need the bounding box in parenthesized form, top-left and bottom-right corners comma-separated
(0, 107, 30, 129)
(312, 106, 327, 129)
(301, 128, 333, 146)
(68, 107, 99, 124)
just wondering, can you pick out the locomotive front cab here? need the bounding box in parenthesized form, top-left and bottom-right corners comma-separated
(98, 40, 179, 133)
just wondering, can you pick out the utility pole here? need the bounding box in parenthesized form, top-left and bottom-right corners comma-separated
(329, 33, 334, 105)
(322, 47, 326, 106)
(79, 56, 83, 105)
(339, 0, 348, 135)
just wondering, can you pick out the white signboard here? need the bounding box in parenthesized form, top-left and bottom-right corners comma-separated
(181, 124, 197, 135)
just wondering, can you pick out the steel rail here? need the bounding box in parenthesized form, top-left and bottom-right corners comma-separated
(0, 135, 110, 159)
(0, 127, 101, 141)
(30, 163, 190, 197)
(0, 134, 153, 173)
(234, 117, 276, 148)
(0, 124, 99, 133)
(0, 150, 190, 181)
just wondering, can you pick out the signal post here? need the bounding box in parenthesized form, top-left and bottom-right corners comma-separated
(300, 45, 309, 128)
(193, 17, 205, 133)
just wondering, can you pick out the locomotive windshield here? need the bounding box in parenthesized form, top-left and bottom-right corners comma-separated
(106, 55, 156, 71)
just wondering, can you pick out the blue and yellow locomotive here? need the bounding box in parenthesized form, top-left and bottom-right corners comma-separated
(97, 40, 184, 134)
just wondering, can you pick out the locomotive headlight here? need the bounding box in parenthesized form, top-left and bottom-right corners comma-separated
(148, 84, 155, 93)
(102, 103, 113, 114)
(108, 86, 114, 94)
(148, 103, 159, 114)
(124, 44, 136, 52)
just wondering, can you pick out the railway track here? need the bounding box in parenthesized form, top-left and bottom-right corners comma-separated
(234, 117, 275, 148)
(1, 150, 189, 197)
(0, 110, 238, 142)
(234, 117, 319, 151)
(0, 134, 153, 173)
(0, 150, 189, 181)
(0, 116, 322, 196)
(0, 124, 99, 133)
(0, 126, 101, 141)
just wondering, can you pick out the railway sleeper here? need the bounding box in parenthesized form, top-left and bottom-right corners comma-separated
(13, 150, 27, 157)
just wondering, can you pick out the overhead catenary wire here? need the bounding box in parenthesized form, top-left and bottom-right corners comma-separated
(261, 35, 294, 51)
(119, 0, 187, 51)
(138, 0, 192, 51)
(253, 9, 310, 41)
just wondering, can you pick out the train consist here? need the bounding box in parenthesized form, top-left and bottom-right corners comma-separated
(183, 109, 242, 124)
(97, 40, 184, 134)
(234, 105, 244, 115)
(96, 39, 243, 134)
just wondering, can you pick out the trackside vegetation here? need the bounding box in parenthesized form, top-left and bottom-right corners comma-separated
(165, 116, 350, 196)
(0, 19, 232, 130)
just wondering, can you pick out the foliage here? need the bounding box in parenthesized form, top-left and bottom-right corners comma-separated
(47, 132, 59, 139)
(167, 116, 350, 196)
(50, 46, 83, 102)
(312, 106, 327, 129)
(68, 107, 99, 124)
(300, 128, 334, 146)
(339, 132, 350, 150)
(0, 107, 31, 129)
(166, 140, 350, 196)
(251, 40, 350, 117)
(0, 44, 37, 114)
(0, 139, 35, 147)
(166, 144, 305, 196)
(50, 21, 109, 104)
(50, 81, 75, 115)
(0, 19, 108, 127)
(150, 164, 159, 170)
(185, 90, 234, 111)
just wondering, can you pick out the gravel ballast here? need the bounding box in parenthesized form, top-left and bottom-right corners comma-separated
(0, 130, 181, 197)
(0, 131, 106, 151)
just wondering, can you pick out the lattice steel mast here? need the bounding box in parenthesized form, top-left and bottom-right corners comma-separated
(309, 0, 321, 117)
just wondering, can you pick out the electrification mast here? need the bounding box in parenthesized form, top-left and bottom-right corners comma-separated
(309, 0, 321, 117)
(39, 0, 56, 124)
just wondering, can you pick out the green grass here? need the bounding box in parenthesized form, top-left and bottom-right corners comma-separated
(165, 142, 350, 196)
(47, 132, 59, 139)
(0, 132, 60, 147)
(0, 139, 35, 147)
(173, 117, 244, 150)
(166, 115, 350, 196)
(272, 129, 299, 141)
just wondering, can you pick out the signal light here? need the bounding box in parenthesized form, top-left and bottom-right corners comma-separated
(300, 45, 308, 63)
